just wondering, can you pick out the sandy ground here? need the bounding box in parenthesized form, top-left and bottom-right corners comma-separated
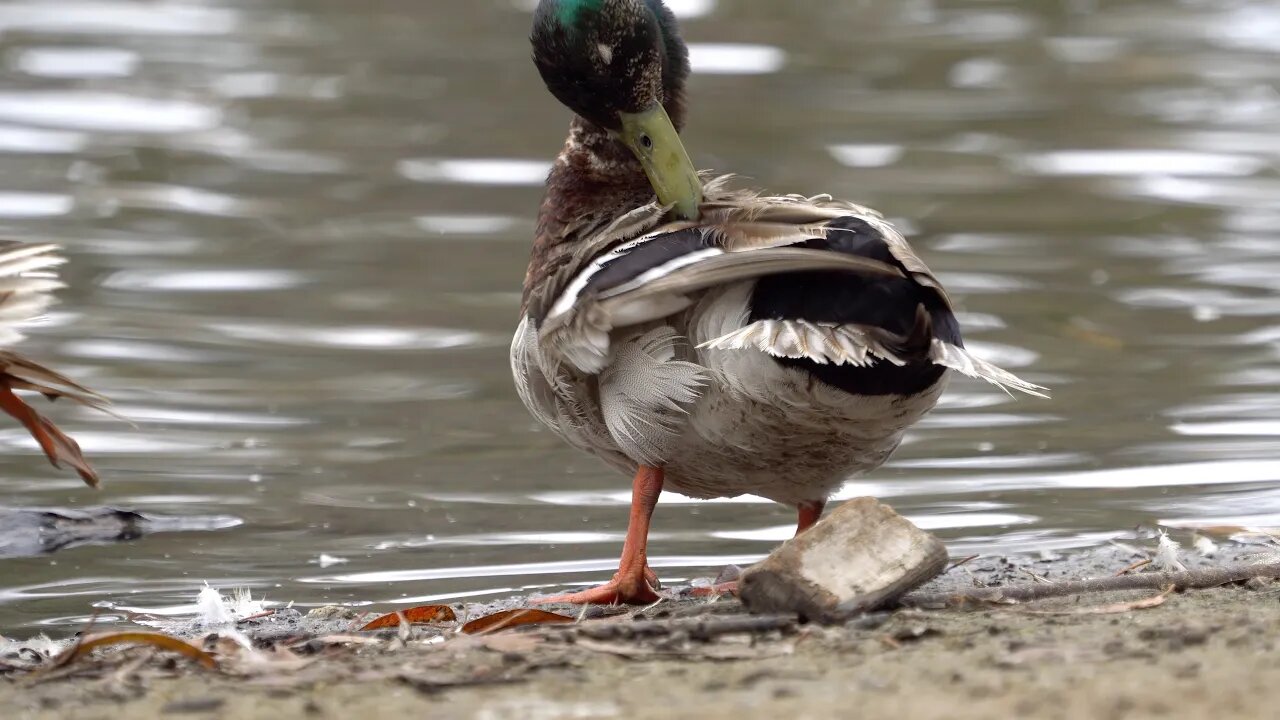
(4, 543, 1280, 720)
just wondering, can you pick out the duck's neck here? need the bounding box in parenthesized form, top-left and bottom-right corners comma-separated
(523, 117, 657, 313)
(545, 116, 653, 217)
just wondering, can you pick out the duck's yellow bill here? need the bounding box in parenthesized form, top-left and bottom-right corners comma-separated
(618, 104, 702, 221)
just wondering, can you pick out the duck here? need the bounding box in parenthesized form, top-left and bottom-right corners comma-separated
(0, 242, 110, 487)
(514, 0, 1044, 605)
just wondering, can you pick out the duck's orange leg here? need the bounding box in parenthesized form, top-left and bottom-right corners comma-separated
(535, 466, 664, 605)
(694, 499, 828, 598)
(795, 499, 826, 535)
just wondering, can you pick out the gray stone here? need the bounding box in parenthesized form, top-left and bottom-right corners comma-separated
(0, 507, 240, 558)
(739, 497, 948, 623)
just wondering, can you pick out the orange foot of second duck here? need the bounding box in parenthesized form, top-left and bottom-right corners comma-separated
(689, 499, 826, 599)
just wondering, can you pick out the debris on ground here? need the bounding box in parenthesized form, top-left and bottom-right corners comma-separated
(3, 536, 1280, 719)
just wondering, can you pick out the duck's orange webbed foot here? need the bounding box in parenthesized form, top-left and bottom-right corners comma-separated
(535, 572, 661, 606)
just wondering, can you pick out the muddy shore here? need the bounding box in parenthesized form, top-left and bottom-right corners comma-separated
(4, 542, 1279, 720)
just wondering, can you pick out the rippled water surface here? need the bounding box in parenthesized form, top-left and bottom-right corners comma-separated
(1, 0, 1279, 630)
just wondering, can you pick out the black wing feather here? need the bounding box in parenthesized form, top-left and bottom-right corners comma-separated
(749, 216, 960, 396)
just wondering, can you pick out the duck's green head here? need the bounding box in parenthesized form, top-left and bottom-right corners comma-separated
(532, 0, 701, 219)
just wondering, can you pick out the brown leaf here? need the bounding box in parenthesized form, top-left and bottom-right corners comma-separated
(358, 604, 457, 631)
(461, 609, 575, 635)
(52, 632, 218, 670)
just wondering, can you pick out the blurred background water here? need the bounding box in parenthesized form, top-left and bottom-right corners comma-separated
(0, 0, 1278, 631)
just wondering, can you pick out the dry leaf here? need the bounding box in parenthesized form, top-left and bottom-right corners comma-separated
(461, 609, 575, 635)
(358, 605, 457, 631)
(52, 632, 218, 670)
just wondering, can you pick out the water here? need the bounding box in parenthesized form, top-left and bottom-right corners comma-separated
(0, 0, 1278, 631)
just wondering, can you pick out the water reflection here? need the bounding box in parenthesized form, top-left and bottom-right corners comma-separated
(0, 3, 238, 35)
(687, 44, 786, 75)
(398, 158, 553, 186)
(14, 47, 140, 79)
(0, 192, 72, 218)
(0, 0, 1278, 631)
(0, 92, 221, 133)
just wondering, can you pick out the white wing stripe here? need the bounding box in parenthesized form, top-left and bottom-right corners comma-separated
(597, 247, 723, 300)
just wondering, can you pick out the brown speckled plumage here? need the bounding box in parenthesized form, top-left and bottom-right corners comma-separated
(523, 118, 654, 318)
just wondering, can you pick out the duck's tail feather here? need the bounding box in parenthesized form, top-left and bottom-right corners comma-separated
(929, 340, 1049, 398)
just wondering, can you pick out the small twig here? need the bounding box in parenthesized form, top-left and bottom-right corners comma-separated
(109, 648, 155, 686)
(961, 566, 988, 588)
(627, 597, 666, 620)
(237, 610, 277, 623)
(1013, 586, 1174, 616)
(290, 634, 384, 647)
(1018, 567, 1055, 585)
(905, 561, 1280, 608)
(945, 555, 980, 573)
(573, 614, 795, 641)
(1114, 558, 1152, 576)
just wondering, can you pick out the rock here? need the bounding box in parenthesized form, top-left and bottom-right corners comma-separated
(738, 497, 948, 623)
(0, 507, 241, 558)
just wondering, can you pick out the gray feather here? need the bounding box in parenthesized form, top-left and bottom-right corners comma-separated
(600, 328, 706, 466)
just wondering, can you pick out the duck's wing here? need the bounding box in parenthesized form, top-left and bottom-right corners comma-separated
(536, 217, 904, 373)
(0, 242, 110, 487)
(536, 182, 1045, 397)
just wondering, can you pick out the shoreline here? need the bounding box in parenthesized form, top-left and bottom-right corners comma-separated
(4, 542, 1280, 719)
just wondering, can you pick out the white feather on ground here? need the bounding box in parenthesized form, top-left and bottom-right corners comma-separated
(0, 633, 69, 660)
(1193, 534, 1219, 558)
(1154, 530, 1188, 572)
(196, 584, 268, 626)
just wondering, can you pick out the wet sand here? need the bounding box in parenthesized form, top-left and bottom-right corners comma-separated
(4, 544, 1279, 720)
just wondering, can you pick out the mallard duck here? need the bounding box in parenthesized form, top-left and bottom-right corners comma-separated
(0, 242, 109, 487)
(514, 0, 1044, 604)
